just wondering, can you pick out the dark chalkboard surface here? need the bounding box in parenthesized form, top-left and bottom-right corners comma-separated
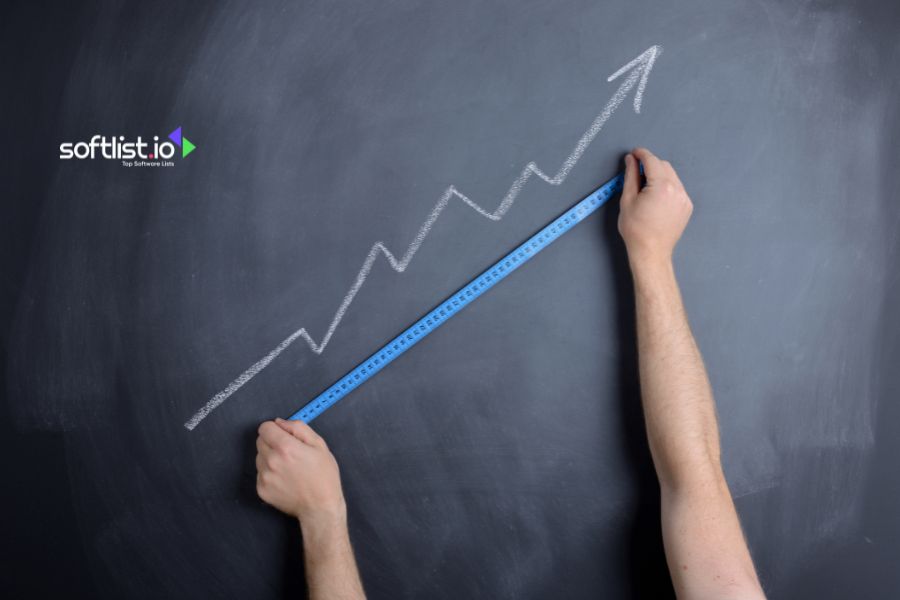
(3, 1, 899, 598)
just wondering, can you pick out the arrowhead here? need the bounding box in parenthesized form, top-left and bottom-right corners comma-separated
(168, 126, 183, 146)
(182, 137, 196, 158)
(606, 45, 662, 114)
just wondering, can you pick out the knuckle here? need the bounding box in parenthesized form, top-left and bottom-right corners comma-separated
(275, 442, 291, 457)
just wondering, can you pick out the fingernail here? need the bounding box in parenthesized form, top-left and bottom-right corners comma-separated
(275, 417, 284, 423)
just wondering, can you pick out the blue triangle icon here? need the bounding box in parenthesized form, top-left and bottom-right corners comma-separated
(168, 126, 182, 146)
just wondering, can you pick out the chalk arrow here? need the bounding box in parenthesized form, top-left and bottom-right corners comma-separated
(606, 44, 660, 114)
(185, 45, 662, 430)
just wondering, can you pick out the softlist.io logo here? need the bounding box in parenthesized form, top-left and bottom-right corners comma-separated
(59, 126, 196, 167)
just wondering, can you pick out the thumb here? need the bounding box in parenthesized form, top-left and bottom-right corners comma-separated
(621, 153, 640, 204)
(275, 417, 325, 446)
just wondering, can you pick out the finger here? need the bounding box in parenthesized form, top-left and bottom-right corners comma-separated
(662, 160, 684, 185)
(256, 436, 272, 455)
(275, 417, 324, 446)
(255, 453, 264, 472)
(631, 147, 665, 182)
(621, 153, 640, 203)
(258, 420, 294, 448)
(256, 473, 265, 500)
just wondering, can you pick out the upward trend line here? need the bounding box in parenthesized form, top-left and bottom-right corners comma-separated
(185, 45, 661, 431)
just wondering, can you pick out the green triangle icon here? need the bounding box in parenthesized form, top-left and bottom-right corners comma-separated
(182, 137, 196, 158)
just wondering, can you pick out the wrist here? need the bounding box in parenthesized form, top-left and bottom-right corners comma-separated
(298, 501, 348, 541)
(627, 251, 674, 280)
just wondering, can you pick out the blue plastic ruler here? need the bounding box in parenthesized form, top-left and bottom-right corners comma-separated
(290, 171, 624, 423)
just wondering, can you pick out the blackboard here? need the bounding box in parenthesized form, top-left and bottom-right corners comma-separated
(3, 1, 899, 598)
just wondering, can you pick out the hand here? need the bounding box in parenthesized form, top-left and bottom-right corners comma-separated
(256, 418, 346, 525)
(618, 147, 693, 268)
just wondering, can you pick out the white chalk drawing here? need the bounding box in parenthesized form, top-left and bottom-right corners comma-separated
(185, 45, 661, 430)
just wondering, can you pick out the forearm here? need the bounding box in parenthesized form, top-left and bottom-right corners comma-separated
(632, 257, 762, 598)
(631, 257, 722, 491)
(300, 510, 366, 600)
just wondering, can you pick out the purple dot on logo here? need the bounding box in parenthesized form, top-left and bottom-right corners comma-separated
(149, 154, 154, 158)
